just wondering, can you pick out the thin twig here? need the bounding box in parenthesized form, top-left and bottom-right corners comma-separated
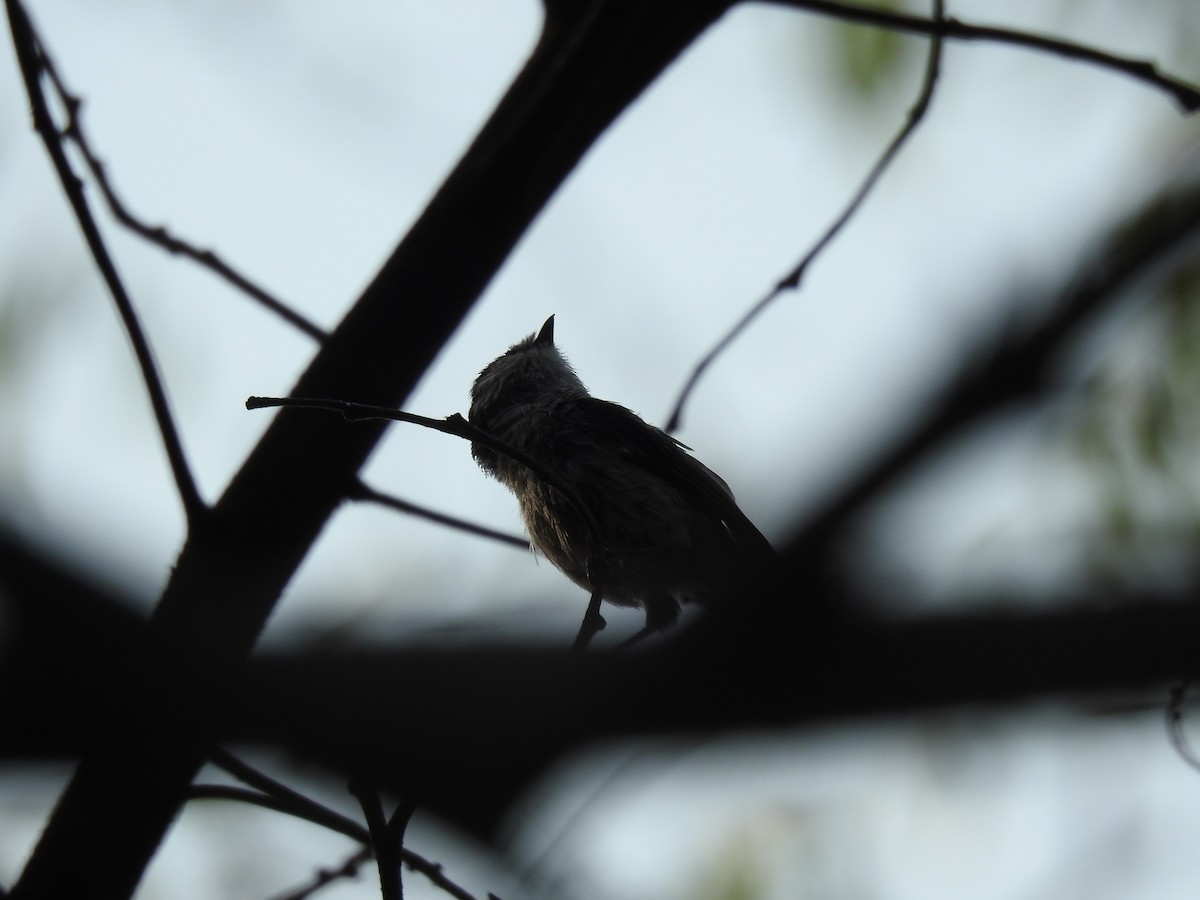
(210, 750, 480, 900)
(775, 0, 1200, 112)
(246, 395, 601, 538)
(8, 0, 206, 521)
(667, 0, 946, 432)
(267, 846, 373, 900)
(210, 749, 367, 840)
(35, 57, 327, 342)
(188, 785, 369, 842)
(401, 849, 481, 900)
(350, 480, 530, 550)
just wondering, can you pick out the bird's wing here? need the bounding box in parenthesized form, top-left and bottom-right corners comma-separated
(573, 398, 777, 566)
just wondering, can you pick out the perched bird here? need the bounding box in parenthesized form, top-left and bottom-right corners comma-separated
(469, 315, 776, 642)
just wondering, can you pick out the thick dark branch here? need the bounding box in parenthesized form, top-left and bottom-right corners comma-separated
(242, 598, 1200, 837)
(772, 0, 1200, 112)
(7, 582, 1199, 838)
(11, 2, 1195, 894)
(351, 781, 401, 900)
(6, 0, 205, 522)
(783, 173, 1200, 597)
(3, 524, 1196, 840)
(8, 4, 731, 897)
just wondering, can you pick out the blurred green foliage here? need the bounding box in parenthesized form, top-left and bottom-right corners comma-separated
(831, 0, 909, 98)
(1068, 226, 1200, 585)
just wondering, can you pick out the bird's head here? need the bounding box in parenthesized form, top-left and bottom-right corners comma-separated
(469, 315, 587, 423)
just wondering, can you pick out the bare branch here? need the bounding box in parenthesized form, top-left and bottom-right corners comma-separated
(671, 0, 1200, 430)
(7, 0, 205, 522)
(220, 590, 1200, 838)
(772, 0, 1200, 112)
(350, 481, 529, 550)
(668, 0, 946, 431)
(246, 395, 600, 538)
(36, 58, 327, 342)
(208, 750, 481, 900)
(267, 846, 373, 900)
(10, 5, 732, 892)
(209, 749, 367, 841)
(188, 784, 368, 842)
(784, 173, 1200, 592)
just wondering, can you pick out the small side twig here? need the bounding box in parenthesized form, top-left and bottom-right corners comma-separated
(268, 846, 373, 900)
(667, 0, 946, 432)
(187, 785, 368, 842)
(208, 749, 367, 840)
(33, 19, 326, 341)
(8, 0, 205, 522)
(246, 395, 600, 538)
(208, 749, 481, 900)
(350, 480, 529, 550)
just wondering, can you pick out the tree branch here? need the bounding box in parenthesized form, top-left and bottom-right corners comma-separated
(245, 395, 595, 531)
(6, 0, 206, 523)
(782, 168, 1200, 598)
(5, 522, 1199, 843)
(351, 481, 529, 550)
(10, 1, 1197, 895)
(8, 3, 732, 897)
(773, 0, 1200, 112)
(192, 751, 483, 900)
(8, 581, 1200, 838)
(35, 55, 326, 342)
(668, 0, 946, 431)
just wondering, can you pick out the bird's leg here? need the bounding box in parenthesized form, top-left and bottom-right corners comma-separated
(573, 590, 607, 652)
(613, 593, 680, 651)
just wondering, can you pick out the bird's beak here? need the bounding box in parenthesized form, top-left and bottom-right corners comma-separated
(535, 315, 555, 346)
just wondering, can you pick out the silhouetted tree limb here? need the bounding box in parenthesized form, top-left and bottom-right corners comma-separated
(782, 174, 1200, 611)
(7, 3, 730, 897)
(668, 0, 946, 431)
(351, 480, 529, 549)
(7, 0, 205, 523)
(6, 554, 1199, 837)
(775, 0, 1200, 112)
(7, 138, 1200, 896)
(35, 48, 326, 341)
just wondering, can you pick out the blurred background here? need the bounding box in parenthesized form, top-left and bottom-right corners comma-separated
(3, 0, 1200, 897)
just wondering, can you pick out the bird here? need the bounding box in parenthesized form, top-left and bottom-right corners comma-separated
(468, 315, 776, 646)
